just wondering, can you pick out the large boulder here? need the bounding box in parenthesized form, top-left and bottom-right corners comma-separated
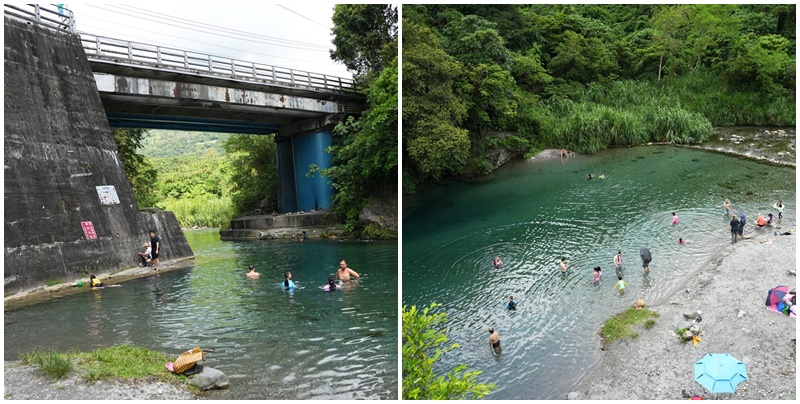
(358, 196, 398, 239)
(188, 367, 229, 391)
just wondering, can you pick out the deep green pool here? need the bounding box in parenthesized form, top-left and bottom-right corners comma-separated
(402, 145, 795, 399)
(5, 231, 398, 400)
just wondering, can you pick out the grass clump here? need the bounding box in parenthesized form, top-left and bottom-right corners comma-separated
(644, 319, 657, 329)
(19, 349, 73, 380)
(75, 346, 180, 383)
(20, 345, 195, 391)
(600, 306, 659, 346)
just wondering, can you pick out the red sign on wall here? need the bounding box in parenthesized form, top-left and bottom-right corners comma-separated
(81, 221, 97, 240)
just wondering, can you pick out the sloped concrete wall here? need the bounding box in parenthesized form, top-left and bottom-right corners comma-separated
(4, 16, 193, 292)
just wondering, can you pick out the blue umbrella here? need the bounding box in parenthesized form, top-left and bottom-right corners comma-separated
(694, 353, 748, 393)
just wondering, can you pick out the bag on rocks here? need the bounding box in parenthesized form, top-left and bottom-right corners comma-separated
(167, 347, 215, 374)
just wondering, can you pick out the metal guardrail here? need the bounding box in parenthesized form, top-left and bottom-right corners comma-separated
(4, 4, 359, 94)
(79, 33, 360, 94)
(4, 3, 75, 32)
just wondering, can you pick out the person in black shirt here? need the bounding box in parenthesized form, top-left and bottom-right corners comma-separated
(149, 230, 161, 271)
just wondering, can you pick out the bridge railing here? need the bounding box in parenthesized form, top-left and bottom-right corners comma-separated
(79, 33, 360, 94)
(4, 4, 76, 32)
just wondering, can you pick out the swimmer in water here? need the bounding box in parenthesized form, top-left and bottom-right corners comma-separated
(593, 266, 602, 285)
(587, 173, 594, 180)
(723, 198, 732, 216)
(246, 265, 260, 280)
(506, 296, 517, 310)
(613, 251, 625, 278)
(488, 327, 501, 354)
(560, 148, 568, 158)
(766, 213, 774, 225)
(283, 271, 295, 289)
(671, 212, 679, 225)
(493, 256, 503, 269)
(598, 172, 605, 179)
(322, 276, 340, 292)
(679, 238, 687, 245)
(336, 260, 360, 281)
(559, 257, 570, 277)
(614, 275, 628, 295)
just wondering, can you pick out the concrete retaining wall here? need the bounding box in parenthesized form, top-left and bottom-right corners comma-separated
(4, 16, 193, 293)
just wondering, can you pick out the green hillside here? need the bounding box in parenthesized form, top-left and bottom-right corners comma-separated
(140, 130, 232, 158)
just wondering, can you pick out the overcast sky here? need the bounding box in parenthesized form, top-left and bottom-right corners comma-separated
(67, 3, 352, 78)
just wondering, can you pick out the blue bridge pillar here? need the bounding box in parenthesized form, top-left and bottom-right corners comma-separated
(276, 116, 337, 213)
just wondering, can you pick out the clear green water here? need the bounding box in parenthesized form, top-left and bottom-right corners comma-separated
(4, 230, 398, 400)
(402, 146, 795, 399)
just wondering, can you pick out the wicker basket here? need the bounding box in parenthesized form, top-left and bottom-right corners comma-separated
(172, 347, 204, 374)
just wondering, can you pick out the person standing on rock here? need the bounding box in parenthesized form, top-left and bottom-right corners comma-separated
(729, 215, 740, 244)
(336, 260, 360, 280)
(149, 230, 161, 271)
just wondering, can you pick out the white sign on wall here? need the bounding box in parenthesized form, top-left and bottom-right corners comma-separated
(96, 185, 120, 205)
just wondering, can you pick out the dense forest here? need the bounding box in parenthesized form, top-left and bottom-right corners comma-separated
(403, 4, 795, 193)
(114, 5, 398, 238)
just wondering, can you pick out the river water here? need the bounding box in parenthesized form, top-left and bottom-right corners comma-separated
(4, 230, 398, 400)
(402, 145, 795, 399)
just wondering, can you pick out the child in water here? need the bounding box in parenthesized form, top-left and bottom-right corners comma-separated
(614, 276, 628, 295)
(679, 238, 687, 245)
(322, 276, 340, 292)
(493, 256, 503, 269)
(593, 266, 603, 286)
(671, 212, 679, 225)
(506, 296, 517, 310)
(283, 271, 295, 289)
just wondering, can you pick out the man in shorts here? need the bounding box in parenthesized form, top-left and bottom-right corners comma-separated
(149, 230, 161, 271)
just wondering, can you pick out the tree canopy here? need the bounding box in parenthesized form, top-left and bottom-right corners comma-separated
(402, 4, 795, 193)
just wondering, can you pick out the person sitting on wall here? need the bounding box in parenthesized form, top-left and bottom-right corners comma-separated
(89, 275, 121, 288)
(138, 243, 152, 267)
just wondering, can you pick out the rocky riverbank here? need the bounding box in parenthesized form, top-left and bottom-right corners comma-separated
(3, 361, 198, 400)
(568, 228, 796, 400)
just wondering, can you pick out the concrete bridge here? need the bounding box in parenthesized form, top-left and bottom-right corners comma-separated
(6, 4, 366, 213)
(3, 5, 360, 291)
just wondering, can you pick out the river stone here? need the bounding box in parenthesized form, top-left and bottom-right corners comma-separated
(188, 367, 229, 390)
(357, 196, 398, 237)
(689, 324, 700, 334)
(682, 330, 694, 341)
(567, 391, 581, 400)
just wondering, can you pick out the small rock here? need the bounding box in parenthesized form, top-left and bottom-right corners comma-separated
(682, 330, 694, 340)
(188, 366, 229, 391)
(157, 389, 163, 395)
(567, 392, 580, 400)
(737, 310, 746, 318)
(689, 324, 700, 334)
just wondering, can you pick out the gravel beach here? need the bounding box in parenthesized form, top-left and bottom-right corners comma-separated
(3, 361, 198, 400)
(569, 228, 796, 400)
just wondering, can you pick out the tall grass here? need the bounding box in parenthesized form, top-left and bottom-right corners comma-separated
(667, 70, 795, 126)
(158, 195, 235, 228)
(20, 349, 73, 380)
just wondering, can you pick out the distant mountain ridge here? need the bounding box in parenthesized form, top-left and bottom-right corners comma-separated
(140, 130, 232, 158)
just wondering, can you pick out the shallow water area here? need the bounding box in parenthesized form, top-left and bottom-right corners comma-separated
(402, 145, 795, 399)
(4, 230, 398, 400)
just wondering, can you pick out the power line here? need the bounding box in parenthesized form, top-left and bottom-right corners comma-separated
(86, 5, 329, 52)
(275, 4, 330, 30)
(116, 4, 331, 49)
